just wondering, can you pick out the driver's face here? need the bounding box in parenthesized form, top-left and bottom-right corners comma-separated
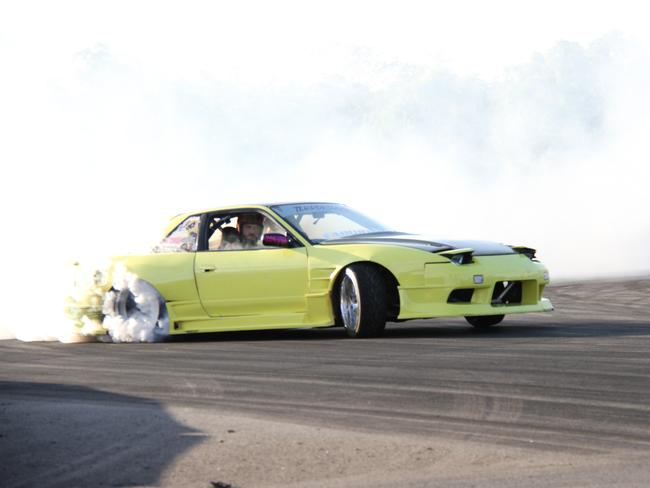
(241, 223, 262, 242)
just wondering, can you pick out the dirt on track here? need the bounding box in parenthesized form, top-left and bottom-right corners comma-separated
(1, 278, 650, 487)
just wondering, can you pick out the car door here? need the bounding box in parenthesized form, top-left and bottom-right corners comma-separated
(194, 211, 309, 323)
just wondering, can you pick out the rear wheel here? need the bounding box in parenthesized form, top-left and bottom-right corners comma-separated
(465, 314, 505, 330)
(338, 264, 387, 338)
(102, 277, 169, 342)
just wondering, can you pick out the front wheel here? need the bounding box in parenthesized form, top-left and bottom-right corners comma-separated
(465, 314, 505, 330)
(338, 264, 387, 338)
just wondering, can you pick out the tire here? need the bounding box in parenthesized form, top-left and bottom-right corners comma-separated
(465, 314, 505, 330)
(338, 264, 387, 338)
(102, 275, 169, 343)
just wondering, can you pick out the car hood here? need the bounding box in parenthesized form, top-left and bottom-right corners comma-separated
(319, 233, 516, 256)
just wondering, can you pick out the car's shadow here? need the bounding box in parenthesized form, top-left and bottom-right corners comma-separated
(166, 317, 650, 343)
(0, 382, 204, 488)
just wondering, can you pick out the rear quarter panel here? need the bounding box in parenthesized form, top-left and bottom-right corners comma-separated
(108, 252, 206, 325)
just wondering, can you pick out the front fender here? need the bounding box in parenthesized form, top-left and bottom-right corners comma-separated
(307, 244, 438, 293)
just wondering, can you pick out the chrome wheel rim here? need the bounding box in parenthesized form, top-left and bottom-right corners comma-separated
(116, 289, 138, 319)
(340, 269, 361, 331)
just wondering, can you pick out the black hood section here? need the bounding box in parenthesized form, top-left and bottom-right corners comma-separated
(320, 233, 516, 256)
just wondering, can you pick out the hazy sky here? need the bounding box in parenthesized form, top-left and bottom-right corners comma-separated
(1, 1, 649, 336)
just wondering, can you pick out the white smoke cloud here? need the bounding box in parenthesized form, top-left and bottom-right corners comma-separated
(0, 3, 649, 340)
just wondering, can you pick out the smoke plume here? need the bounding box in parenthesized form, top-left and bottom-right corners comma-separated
(0, 10, 648, 341)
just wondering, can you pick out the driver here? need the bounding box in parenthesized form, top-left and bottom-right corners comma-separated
(237, 213, 265, 249)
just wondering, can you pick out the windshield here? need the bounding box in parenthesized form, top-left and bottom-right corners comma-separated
(271, 203, 394, 243)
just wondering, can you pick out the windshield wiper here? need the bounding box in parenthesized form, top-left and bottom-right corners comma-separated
(346, 231, 404, 238)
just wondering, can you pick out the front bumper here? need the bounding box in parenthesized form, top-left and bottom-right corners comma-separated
(397, 254, 553, 319)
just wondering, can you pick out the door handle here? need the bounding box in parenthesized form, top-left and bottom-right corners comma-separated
(199, 265, 217, 272)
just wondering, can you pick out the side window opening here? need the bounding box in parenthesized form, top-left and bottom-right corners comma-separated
(153, 216, 200, 253)
(207, 212, 289, 251)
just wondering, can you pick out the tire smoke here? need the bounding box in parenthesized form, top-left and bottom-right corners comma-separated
(102, 264, 170, 343)
(1, 12, 648, 341)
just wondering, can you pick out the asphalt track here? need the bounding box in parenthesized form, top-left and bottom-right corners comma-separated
(1, 278, 650, 487)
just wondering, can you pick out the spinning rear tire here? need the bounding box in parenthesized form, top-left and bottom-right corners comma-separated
(102, 275, 169, 343)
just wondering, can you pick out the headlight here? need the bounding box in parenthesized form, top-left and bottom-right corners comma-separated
(439, 249, 474, 265)
(511, 246, 537, 260)
(543, 271, 550, 281)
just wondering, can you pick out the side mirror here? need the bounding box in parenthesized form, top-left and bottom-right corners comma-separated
(263, 233, 290, 247)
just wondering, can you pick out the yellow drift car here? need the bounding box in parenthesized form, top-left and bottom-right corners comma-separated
(94, 202, 552, 340)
